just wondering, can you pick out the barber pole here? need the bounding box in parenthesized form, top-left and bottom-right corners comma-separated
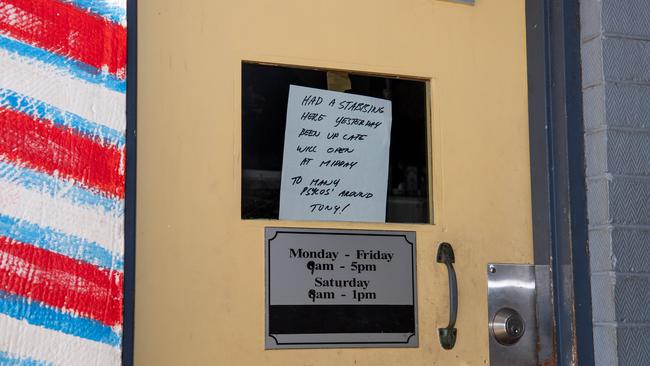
(0, 0, 127, 365)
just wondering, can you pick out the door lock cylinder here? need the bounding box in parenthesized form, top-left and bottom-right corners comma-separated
(491, 308, 525, 345)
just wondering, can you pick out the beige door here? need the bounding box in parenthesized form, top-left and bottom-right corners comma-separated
(136, 0, 533, 364)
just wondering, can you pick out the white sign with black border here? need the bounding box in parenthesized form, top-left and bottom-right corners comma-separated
(265, 227, 417, 349)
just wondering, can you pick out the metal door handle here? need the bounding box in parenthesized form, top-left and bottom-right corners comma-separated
(437, 242, 457, 350)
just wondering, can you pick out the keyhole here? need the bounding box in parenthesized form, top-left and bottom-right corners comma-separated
(491, 308, 525, 346)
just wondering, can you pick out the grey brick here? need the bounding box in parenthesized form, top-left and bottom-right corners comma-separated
(593, 325, 619, 366)
(609, 177, 650, 225)
(588, 177, 650, 226)
(614, 274, 650, 322)
(584, 84, 607, 130)
(585, 129, 650, 177)
(610, 228, 650, 273)
(591, 272, 617, 322)
(581, 0, 603, 39)
(606, 129, 650, 176)
(604, 83, 650, 129)
(586, 130, 608, 177)
(583, 37, 605, 87)
(603, 37, 650, 83)
(617, 326, 650, 365)
(587, 178, 611, 226)
(590, 228, 650, 273)
(589, 228, 614, 272)
(593, 325, 650, 366)
(602, 0, 650, 38)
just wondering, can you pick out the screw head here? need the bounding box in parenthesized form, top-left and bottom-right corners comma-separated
(488, 264, 496, 274)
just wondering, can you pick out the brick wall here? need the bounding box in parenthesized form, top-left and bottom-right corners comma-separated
(581, 1, 650, 364)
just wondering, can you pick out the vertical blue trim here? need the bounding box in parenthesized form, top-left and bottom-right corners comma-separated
(562, 1, 595, 363)
(122, 0, 137, 364)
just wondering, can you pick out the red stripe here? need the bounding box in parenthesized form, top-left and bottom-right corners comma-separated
(0, 107, 125, 198)
(0, 236, 123, 326)
(0, 0, 126, 78)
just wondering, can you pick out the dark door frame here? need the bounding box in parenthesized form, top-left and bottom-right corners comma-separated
(123, 0, 137, 365)
(526, 0, 594, 364)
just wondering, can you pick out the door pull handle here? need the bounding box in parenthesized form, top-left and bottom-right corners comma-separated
(437, 242, 457, 350)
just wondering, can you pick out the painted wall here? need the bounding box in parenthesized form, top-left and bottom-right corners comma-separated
(581, 0, 650, 365)
(0, 0, 127, 365)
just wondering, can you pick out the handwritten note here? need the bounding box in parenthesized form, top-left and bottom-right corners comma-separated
(279, 85, 393, 222)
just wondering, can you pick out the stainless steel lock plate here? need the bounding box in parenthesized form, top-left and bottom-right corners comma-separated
(487, 264, 538, 366)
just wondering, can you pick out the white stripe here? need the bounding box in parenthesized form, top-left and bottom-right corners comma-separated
(0, 48, 126, 134)
(104, 0, 127, 9)
(0, 314, 121, 366)
(0, 179, 124, 257)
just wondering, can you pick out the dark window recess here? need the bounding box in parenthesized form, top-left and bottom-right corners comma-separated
(242, 62, 430, 223)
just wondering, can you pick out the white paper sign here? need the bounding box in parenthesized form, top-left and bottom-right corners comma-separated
(279, 85, 393, 222)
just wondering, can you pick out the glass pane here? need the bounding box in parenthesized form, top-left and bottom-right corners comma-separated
(242, 62, 430, 223)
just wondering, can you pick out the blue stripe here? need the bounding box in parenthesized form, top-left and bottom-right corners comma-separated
(0, 35, 126, 93)
(0, 214, 123, 271)
(63, 0, 126, 25)
(0, 161, 124, 216)
(0, 291, 121, 347)
(0, 88, 125, 147)
(0, 352, 51, 366)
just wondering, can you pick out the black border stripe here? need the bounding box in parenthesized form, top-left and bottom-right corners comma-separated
(269, 305, 415, 334)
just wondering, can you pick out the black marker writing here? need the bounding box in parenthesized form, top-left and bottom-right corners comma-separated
(298, 128, 320, 138)
(297, 145, 317, 153)
(319, 160, 358, 170)
(301, 112, 326, 122)
(338, 100, 384, 114)
(300, 157, 313, 166)
(302, 95, 323, 106)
